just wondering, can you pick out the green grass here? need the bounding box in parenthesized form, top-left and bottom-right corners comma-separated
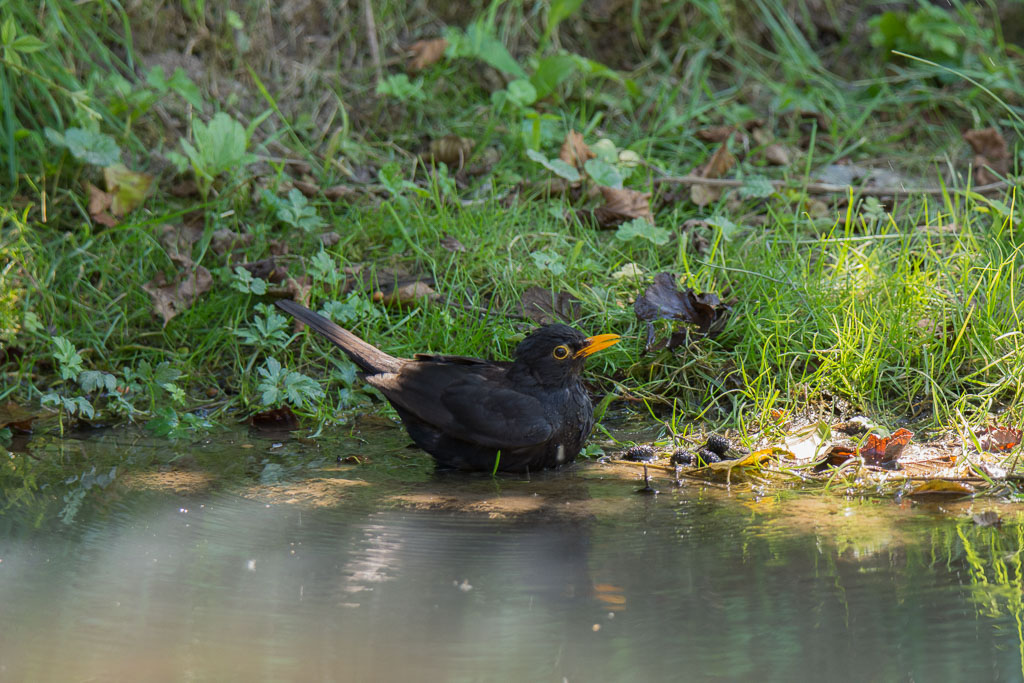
(2, 0, 1023, 453)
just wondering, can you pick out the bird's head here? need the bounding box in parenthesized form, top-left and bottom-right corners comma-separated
(512, 323, 620, 387)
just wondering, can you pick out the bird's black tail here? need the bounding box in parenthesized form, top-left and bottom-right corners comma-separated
(275, 299, 402, 375)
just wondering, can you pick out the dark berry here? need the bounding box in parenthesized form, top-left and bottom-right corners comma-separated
(671, 449, 695, 466)
(697, 448, 721, 464)
(622, 444, 656, 462)
(705, 433, 732, 455)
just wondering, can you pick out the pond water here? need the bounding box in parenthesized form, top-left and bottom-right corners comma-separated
(2, 424, 1024, 682)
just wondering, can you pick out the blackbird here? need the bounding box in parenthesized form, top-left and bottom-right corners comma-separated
(275, 299, 620, 472)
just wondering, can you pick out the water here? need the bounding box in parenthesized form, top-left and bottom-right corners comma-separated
(2, 426, 1023, 682)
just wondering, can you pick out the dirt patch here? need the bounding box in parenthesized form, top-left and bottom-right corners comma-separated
(241, 476, 370, 508)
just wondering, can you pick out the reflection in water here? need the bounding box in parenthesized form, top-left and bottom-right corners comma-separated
(1, 456, 1024, 680)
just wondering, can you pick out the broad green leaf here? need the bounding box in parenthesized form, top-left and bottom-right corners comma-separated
(56, 128, 120, 166)
(103, 163, 154, 215)
(11, 35, 46, 53)
(583, 159, 623, 189)
(739, 175, 775, 199)
(447, 22, 528, 79)
(704, 215, 741, 240)
(526, 149, 580, 182)
(615, 218, 670, 245)
(530, 55, 576, 99)
(506, 79, 537, 107)
(548, 0, 584, 35)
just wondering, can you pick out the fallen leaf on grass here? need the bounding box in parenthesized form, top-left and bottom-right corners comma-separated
(963, 127, 1009, 185)
(319, 232, 342, 247)
(158, 223, 204, 266)
(407, 38, 448, 71)
(424, 135, 475, 168)
(975, 424, 1022, 453)
(211, 228, 253, 255)
(294, 179, 358, 201)
(559, 130, 595, 169)
(241, 257, 287, 283)
(634, 272, 729, 349)
(695, 125, 739, 143)
(103, 163, 154, 216)
(517, 286, 582, 325)
(780, 422, 831, 464)
(762, 143, 790, 166)
(143, 265, 212, 326)
(440, 234, 466, 252)
(86, 182, 118, 227)
(373, 280, 437, 308)
(0, 401, 40, 433)
(586, 186, 653, 228)
(691, 137, 737, 207)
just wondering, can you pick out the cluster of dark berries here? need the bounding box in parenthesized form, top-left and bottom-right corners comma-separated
(622, 444, 657, 462)
(671, 434, 739, 467)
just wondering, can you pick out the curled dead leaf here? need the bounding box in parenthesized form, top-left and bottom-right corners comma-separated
(696, 125, 738, 143)
(586, 186, 653, 228)
(440, 234, 466, 252)
(86, 182, 118, 227)
(373, 280, 437, 308)
(559, 130, 595, 169)
(0, 401, 41, 433)
(319, 232, 342, 247)
(634, 272, 730, 348)
(143, 265, 212, 326)
(763, 144, 790, 166)
(158, 223, 204, 267)
(691, 138, 737, 207)
(424, 135, 475, 168)
(407, 38, 448, 71)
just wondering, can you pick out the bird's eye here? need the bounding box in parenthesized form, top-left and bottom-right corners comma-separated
(552, 344, 570, 360)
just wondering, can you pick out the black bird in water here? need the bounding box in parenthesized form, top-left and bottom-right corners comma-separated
(275, 300, 620, 472)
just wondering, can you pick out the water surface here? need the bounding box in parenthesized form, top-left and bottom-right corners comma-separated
(1, 426, 1023, 682)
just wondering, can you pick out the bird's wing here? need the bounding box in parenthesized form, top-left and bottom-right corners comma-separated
(366, 363, 554, 450)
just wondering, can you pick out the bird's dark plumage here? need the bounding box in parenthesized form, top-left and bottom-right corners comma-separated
(274, 299, 619, 472)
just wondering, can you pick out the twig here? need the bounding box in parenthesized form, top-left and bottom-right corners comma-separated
(654, 174, 1012, 197)
(362, 0, 383, 86)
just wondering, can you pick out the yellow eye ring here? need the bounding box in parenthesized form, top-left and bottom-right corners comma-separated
(552, 344, 570, 360)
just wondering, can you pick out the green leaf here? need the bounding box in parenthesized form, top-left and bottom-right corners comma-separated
(530, 250, 566, 275)
(530, 55, 576, 99)
(166, 67, 204, 110)
(11, 35, 46, 53)
(189, 112, 249, 177)
(447, 22, 528, 79)
(548, 0, 585, 36)
(615, 218, 670, 245)
(526, 149, 580, 182)
(583, 159, 623, 189)
(704, 215, 741, 240)
(376, 73, 426, 101)
(739, 175, 775, 199)
(506, 79, 537, 107)
(56, 128, 120, 166)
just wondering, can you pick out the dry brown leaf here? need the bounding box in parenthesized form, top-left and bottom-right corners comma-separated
(407, 38, 448, 71)
(319, 232, 342, 247)
(86, 182, 118, 227)
(591, 186, 653, 227)
(440, 234, 466, 252)
(143, 265, 212, 326)
(293, 179, 319, 198)
(241, 257, 286, 283)
(763, 144, 790, 166)
(323, 185, 357, 201)
(695, 125, 737, 143)
(424, 135, 474, 168)
(963, 127, 1010, 185)
(691, 138, 737, 207)
(559, 130, 595, 169)
(373, 281, 437, 307)
(158, 223, 203, 267)
(0, 401, 40, 433)
(210, 228, 253, 255)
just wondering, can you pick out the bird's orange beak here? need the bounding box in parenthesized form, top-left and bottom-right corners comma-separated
(575, 333, 621, 358)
